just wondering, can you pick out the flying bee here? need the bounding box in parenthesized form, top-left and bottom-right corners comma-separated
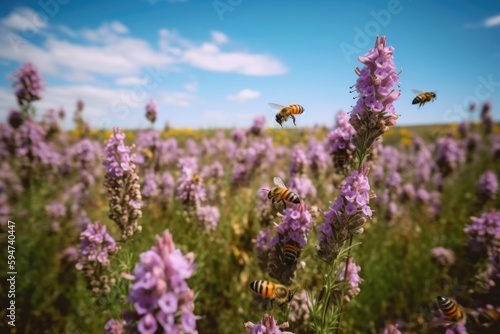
(476, 308, 500, 328)
(262, 177, 301, 209)
(268, 103, 305, 128)
(436, 296, 466, 324)
(249, 280, 295, 307)
(282, 241, 300, 267)
(412, 89, 436, 107)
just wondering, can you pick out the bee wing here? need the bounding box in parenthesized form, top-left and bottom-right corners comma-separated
(268, 103, 286, 110)
(411, 89, 424, 95)
(273, 176, 287, 189)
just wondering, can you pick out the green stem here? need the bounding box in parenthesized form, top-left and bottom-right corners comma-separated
(335, 235, 354, 334)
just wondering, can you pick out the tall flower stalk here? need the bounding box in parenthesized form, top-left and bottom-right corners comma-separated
(310, 35, 400, 333)
(103, 128, 143, 240)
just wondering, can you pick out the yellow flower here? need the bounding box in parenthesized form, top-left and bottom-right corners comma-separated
(401, 137, 412, 147)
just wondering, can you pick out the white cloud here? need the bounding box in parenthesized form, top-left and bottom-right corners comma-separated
(0, 29, 175, 81)
(211, 31, 228, 45)
(159, 28, 288, 76)
(81, 21, 129, 43)
(226, 89, 261, 102)
(184, 81, 198, 92)
(115, 76, 148, 86)
(0, 9, 286, 80)
(0, 7, 47, 32)
(465, 14, 500, 28)
(160, 91, 196, 107)
(484, 14, 500, 27)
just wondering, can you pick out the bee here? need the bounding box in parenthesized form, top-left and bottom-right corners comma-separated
(249, 280, 295, 307)
(140, 147, 154, 161)
(263, 177, 301, 209)
(477, 308, 500, 328)
(282, 241, 300, 267)
(269, 103, 305, 128)
(334, 152, 348, 169)
(412, 90, 436, 107)
(437, 296, 466, 323)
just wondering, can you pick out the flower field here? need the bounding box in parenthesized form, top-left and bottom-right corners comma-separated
(2, 37, 500, 334)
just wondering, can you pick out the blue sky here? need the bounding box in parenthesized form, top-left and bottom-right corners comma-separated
(0, 0, 499, 129)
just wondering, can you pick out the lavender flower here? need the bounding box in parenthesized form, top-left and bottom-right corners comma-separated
(336, 257, 363, 303)
(481, 102, 493, 136)
(8, 110, 23, 129)
(465, 133, 480, 162)
(104, 319, 125, 334)
(196, 205, 220, 232)
(158, 172, 175, 206)
(379, 324, 401, 334)
(10, 62, 44, 107)
(46, 201, 67, 217)
(464, 211, 500, 253)
(244, 314, 294, 334)
(232, 128, 247, 145)
(268, 204, 313, 285)
(103, 128, 143, 239)
(256, 184, 276, 227)
(492, 135, 500, 159)
(75, 222, 120, 294)
(73, 99, 89, 136)
(476, 170, 498, 202)
(435, 135, 465, 177)
(253, 228, 272, 270)
(317, 165, 373, 262)
(177, 157, 206, 209)
(430, 247, 456, 267)
(288, 290, 310, 331)
(142, 172, 159, 199)
(349, 36, 401, 162)
(287, 174, 317, 201)
(326, 111, 356, 172)
(145, 99, 157, 124)
(307, 137, 329, 176)
(289, 146, 309, 175)
(249, 115, 266, 136)
(457, 121, 469, 138)
(123, 230, 198, 334)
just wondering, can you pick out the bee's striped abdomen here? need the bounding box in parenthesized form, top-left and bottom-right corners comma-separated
(249, 280, 275, 298)
(282, 242, 299, 266)
(282, 189, 300, 204)
(289, 104, 305, 115)
(437, 296, 464, 321)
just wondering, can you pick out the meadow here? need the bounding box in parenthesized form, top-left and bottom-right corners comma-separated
(2, 42, 500, 334)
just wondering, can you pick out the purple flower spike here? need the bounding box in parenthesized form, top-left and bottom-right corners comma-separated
(249, 115, 266, 136)
(465, 211, 500, 253)
(317, 165, 374, 262)
(145, 99, 157, 124)
(380, 324, 401, 334)
(196, 205, 220, 232)
(349, 36, 401, 158)
(336, 257, 363, 303)
(476, 170, 498, 202)
(104, 319, 125, 334)
(244, 314, 294, 334)
(103, 128, 143, 239)
(125, 230, 198, 333)
(10, 62, 44, 106)
(76, 222, 120, 294)
(268, 204, 313, 285)
(326, 111, 356, 172)
(430, 247, 456, 267)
